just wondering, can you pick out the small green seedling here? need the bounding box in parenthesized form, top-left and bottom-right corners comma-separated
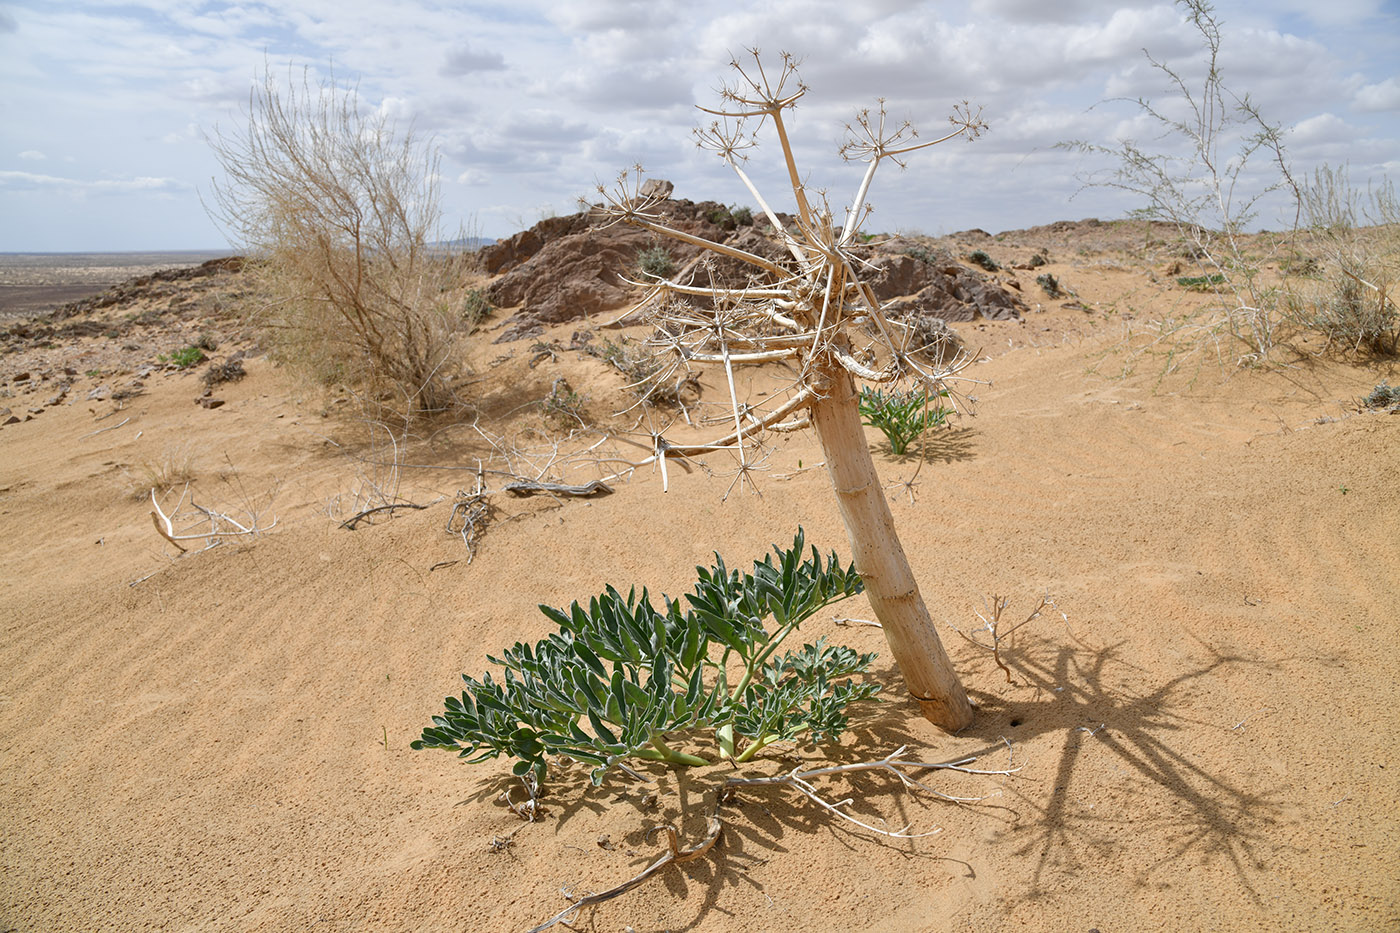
(1175, 273, 1227, 291)
(858, 386, 950, 455)
(160, 346, 206, 369)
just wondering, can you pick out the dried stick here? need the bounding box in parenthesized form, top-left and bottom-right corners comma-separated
(80, 417, 130, 439)
(947, 593, 1061, 685)
(339, 501, 428, 529)
(149, 486, 276, 552)
(723, 745, 1015, 836)
(522, 742, 1012, 931)
(503, 479, 613, 498)
(526, 813, 723, 933)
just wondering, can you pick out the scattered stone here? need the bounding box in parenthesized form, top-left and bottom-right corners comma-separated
(197, 397, 226, 410)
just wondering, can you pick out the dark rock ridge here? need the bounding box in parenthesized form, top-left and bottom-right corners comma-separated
(482, 192, 1027, 341)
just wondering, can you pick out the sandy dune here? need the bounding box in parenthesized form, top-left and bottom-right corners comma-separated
(2, 235, 1397, 932)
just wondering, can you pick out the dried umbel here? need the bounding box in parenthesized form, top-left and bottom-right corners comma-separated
(595, 51, 986, 730)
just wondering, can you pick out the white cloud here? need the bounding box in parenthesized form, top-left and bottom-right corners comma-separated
(1355, 77, 1400, 113)
(18, 150, 46, 161)
(0, 170, 186, 195)
(0, 0, 1396, 249)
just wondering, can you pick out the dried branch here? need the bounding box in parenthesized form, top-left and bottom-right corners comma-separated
(724, 744, 1014, 835)
(149, 485, 278, 553)
(526, 812, 723, 933)
(339, 502, 428, 529)
(523, 740, 1012, 931)
(947, 593, 1064, 685)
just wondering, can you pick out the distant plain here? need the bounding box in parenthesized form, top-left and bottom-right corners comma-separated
(0, 251, 230, 318)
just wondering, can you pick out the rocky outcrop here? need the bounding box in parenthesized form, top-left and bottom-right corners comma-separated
(484, 193, 772, 340)
(482, 201, 1027, 340)
(858, 239, 1027, 322)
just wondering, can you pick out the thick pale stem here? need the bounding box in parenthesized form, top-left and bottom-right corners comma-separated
(807, 362, 974, 731)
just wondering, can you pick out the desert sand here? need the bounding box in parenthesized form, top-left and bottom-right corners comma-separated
(1, 225, 1397, 932)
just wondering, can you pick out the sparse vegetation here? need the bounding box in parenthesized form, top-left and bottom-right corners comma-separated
(903, 245, 941, 265)
(636, 244, 676, 279)
(131, 444, 198, 498)
(540, 377, 589, 427)
(589, 336, 694, 409)
(1288, 165, 1399, 355)
(1176, 273, 1227, 291)
(207, 66, 482, 420)
(968, 249, 999, 271)
(413, 532, 877, 783)
(705, 204, 755, 229)
(1362, 382, 1400, 412)
(1061, 0, 1297, 367)
(859, 386, 950, 455)
(160, 345, 206, 369)
(1036, 273, 1065, 298)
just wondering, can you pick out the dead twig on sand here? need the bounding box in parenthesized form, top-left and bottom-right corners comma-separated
(447, 467, 496, 561)
(339, 501, 429, 529)
(723, 744, 1015, 833)
(946, 593, 1064, 685)
(149, 485, 277, 553)
(80, 416, 130, 439)
(526, 810, 723, 933)
(523, 745, 1015, 932)
(503, 479, 613, 498)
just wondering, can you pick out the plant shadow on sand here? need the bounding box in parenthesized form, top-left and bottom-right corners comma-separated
(437, 614, 1322, 930)
(945, 624, 1330, 908)
(876, 424, 980, 465)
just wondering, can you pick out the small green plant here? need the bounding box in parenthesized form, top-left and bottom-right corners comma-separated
(636, 245, 676, 279)
(160, 345, 206, 369)
(902, 245, 941, 265)
(1027, 253, 1048, 269)
(413, 531, 877, 784)
(1036, 273, 1065, 298)
(1176, 273, 1227, 291)
(540, 377, 588, 427)
(461, 287, 493, 322)
(967, 249, 999, 272)
(858, 386, 950, 455)
(1362, 381, 1400, 412)
(704, 204, 755, 229)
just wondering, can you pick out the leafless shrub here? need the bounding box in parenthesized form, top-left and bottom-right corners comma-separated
(1288, 165, 1399, 355)
(207, 65, 483, 421)
(1062, 0, 1299, 369)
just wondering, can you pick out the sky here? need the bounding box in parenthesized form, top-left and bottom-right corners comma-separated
(1, 0, 1397, 252)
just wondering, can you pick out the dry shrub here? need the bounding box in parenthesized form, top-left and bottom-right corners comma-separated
(129, 444, 198, 499)
(1288, 166, 1399, 355)
(208, 66, 482, 420)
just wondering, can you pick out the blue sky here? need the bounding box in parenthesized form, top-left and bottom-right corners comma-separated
(1, 0, 1396, 252)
